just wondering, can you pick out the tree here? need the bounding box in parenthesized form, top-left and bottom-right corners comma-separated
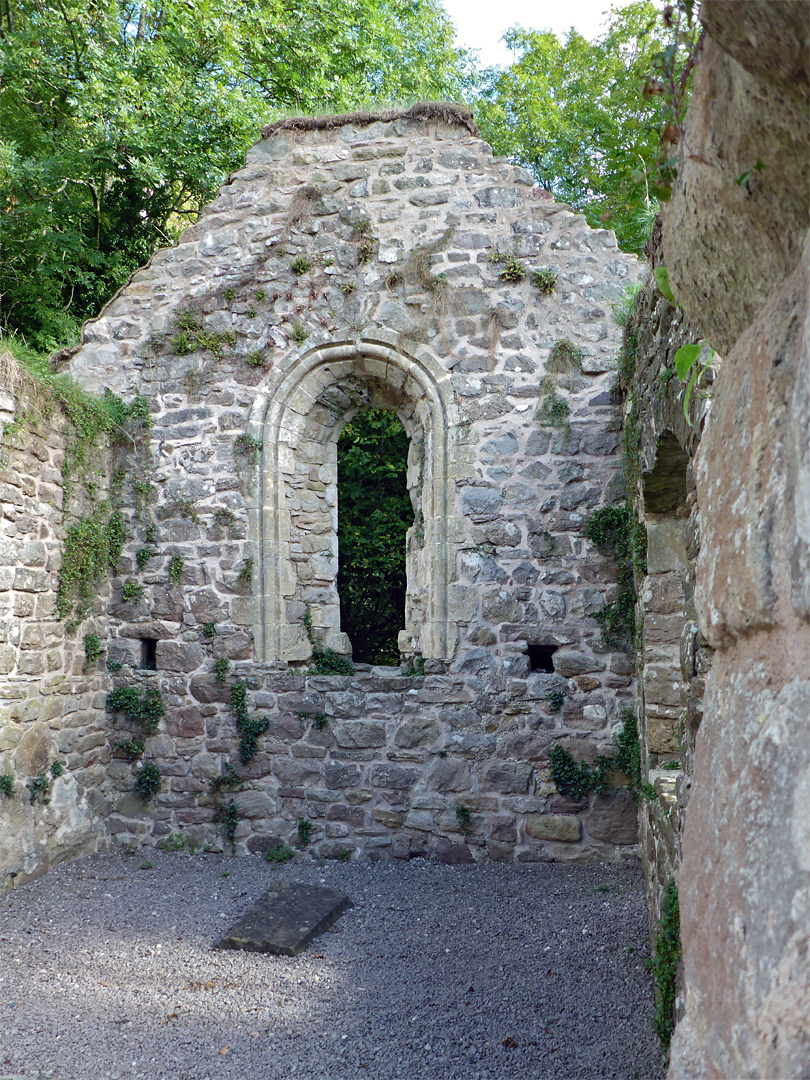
(474, 2, 698, 253)
(337, 409, 413, 665)
(0, 0, 468, 350)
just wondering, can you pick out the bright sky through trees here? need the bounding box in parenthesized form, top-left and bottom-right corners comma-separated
(440, 0, 641, 66)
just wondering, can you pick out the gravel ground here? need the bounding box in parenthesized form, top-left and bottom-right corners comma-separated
(0, 852, 665, 1080)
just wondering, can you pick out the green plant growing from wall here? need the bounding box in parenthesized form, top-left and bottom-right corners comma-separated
(291, 323, 309, 343)
(27, 772, 50, 805)
(50, 760, 64, 778)
(202, 621, 217, 639)
(213, 508, 236, 528)
(266, 843, 294, 865)
(136, 761, 162, 802)
(213, 799, 239, 848)
(547, 689, 565, 713)
(673, 340, 715, 424)
(122, 580, 144, 602)
(57, 504, 125, 622)
(84, 633, 103, 669)
(290, 256, 313, 276)
(547, 338, 583, 373)
(649, 879, 681, 1050)
(246, 352, 265, 368)
(160, 832, 196, 854)
(236, 558, 254, 585)
(497, 257, 526, 283)
(107, 685, 165, 735)
(234, 432, 262, 460)
(116, 737, 145, 759)
(455, 804, 471, 831)
(584, 504, 645, 647)
(302, 606, 354, 676)
(213, 657, 230, 684)
(0, 774, 15, 798)
(168, 554, 184, 584)
(339, 280, 356, 294)
(532, 268, 557, 294)
(231, 680, 269, 764)
(550, 710, 644, 802)
(212, 763, 243, 792)
(536, 382, 571, 428)
(297, 818, 313, 847)
(136, 547, 154, 570)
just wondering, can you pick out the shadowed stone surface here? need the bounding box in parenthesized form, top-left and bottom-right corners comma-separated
(215, 881, 353, 956)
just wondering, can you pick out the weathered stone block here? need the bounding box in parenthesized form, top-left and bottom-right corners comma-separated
(525, 814, 582, 842)
(334, 721, 385, 749)
(156, 641, 204, 673)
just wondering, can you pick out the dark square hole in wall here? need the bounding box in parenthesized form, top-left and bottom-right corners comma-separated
(139, 639, 157, 670)
(527, 644, 557, 673)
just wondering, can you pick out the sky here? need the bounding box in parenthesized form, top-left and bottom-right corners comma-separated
(440, 0, 641, 67)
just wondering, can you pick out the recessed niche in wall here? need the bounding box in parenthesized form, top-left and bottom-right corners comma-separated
(643, 431, 689, 514)
(527, 643, 557, 673)
(139, 639, 157, 670)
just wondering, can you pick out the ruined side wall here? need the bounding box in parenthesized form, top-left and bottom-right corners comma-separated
(66, 112, 644, 862)
(0, 379, 112, 887)
(661, 5, 810, 1076)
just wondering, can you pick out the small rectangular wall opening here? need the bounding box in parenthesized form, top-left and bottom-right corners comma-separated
(139, 638, 157, 670)
(527, 643, 557, 673)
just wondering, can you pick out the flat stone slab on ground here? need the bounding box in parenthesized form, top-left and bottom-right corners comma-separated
(214, 881, 353, 956)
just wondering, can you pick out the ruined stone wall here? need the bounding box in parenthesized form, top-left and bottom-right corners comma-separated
(0, 376, 112, 886)
(649, 4, 809, 1076)
(63, 107, 644, 862)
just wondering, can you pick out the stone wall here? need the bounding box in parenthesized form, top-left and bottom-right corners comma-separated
(653, 4, 809, 1076)
(62, 105, 644, 862)
(0, 372, 112, 886)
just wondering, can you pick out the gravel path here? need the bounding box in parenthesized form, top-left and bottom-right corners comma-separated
(0, 852, 665, 1080)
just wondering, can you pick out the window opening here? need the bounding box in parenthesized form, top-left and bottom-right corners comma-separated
(337, 409, 413, 665)
(528, 643, 557, 673)
(139, 638, 157, 670)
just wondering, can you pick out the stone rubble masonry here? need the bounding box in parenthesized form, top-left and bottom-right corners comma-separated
(0, 384, 113, 887)
(660, 4, 810, 1078)
(53, 108, 645, 864)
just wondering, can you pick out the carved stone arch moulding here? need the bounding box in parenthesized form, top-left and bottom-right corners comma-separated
(247, 332, 464, 664)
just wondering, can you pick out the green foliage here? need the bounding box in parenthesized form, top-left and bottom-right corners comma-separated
(212, 763, 244, 791)
(474, 3, 699, 253)
(649, 879, 682, 1049)
(291, 323, 309, 344)
(309, 712, 328, 731)
(674, 340, 715, 425)
(107, 685, 165, 735)
(536, 389, 571, 428)
(266, 843, 294, 865)
(168, 554, 184, 584)
(222, 288, 235, 301)
(28, 772, 51, 805)
(547, 689, 565, 713)
(246, 352, 265, 368)
(83, 633, 103, 668)
(290, 256, 313, 276)
(455, 804, 471, 831)
(213, 657, 230, 685)
(231, 680, 269, 764)
(550, 710, 644, 803)
(213, 508, 236, 528)
(0, 773, 15, 798)
(136, 761, 162, 802)
(405, 656, 426, 677)
(532, 268, 557, 294)
(57, 505, 125, 622)
(160, 832, 196, 854)
(213, 799, 239, 848)
(237, 558, 254, 585)
(122, 580, 145, 603)
(336, 410, 411, 664)
(612, 282, 643, 329)
(170, 498, 200, 523)
(298, 818, 313, 848)
(498, 257, 526, 283)
(50, 760, 65, 779)
(654, 266, 677, 304)
(547, 339, 582, 373)
(116, 737, 145, 759)
(585, 505, 642, 647)
(234, 433, 263, 460)
(202, 622, 217, 639)
(339, 280, 356, 294)
(136, 548, 154, 570)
